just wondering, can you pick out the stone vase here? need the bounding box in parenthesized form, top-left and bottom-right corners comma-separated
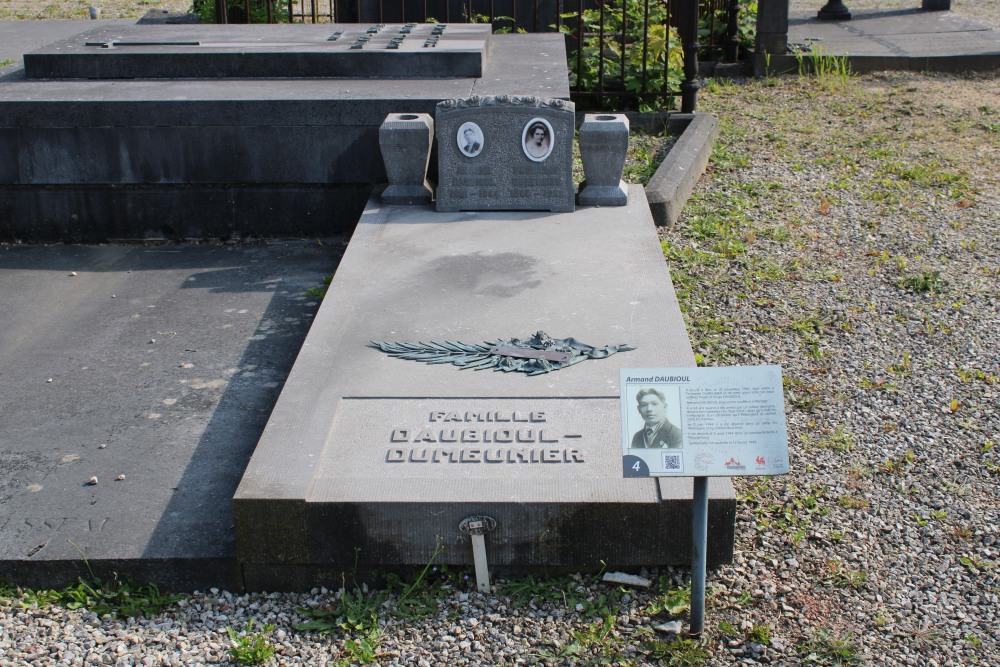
(577, 114, 629, 207)
(379, 112, 434, 205)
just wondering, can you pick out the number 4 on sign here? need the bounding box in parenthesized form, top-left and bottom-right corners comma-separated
(632, 460, 641, 472)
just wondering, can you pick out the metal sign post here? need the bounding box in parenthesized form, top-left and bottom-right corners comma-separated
(689, 476, 709, 636)
(619, 366, 790, 636)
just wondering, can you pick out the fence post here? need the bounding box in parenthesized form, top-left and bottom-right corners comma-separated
(724, 0, 741, 62)
(676, 0, 700, 113)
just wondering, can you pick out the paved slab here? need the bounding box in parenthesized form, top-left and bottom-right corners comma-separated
(23, 23, 492, 79)
(234, 187, 735, 591)
(787, 8, 1000, 71)
(0, 240, 345, 590)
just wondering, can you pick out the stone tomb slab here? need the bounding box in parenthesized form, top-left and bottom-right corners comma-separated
(234, 187, 734, 590)
(435, 96, 575, 212)
(22, 23, 491, 80)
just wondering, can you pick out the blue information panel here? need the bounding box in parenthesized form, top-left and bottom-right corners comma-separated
(620, 365, 789, 477)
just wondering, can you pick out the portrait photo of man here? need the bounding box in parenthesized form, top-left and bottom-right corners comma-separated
(522, 119, 553, 161)
(457, 122, 484, 157)
(630, 387, 683, 449)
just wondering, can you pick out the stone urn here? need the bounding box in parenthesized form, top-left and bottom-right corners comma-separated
(577, 114, 629, 207)
(379, 112, 434, 205)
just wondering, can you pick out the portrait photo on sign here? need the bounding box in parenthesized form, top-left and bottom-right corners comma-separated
(522, 118, 553, 162)
(457, 122, 484, 157)
(626, 385, 683, 451)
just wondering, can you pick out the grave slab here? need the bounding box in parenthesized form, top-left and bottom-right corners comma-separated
(234, 187, 735, 591)
(23, 23, 492, 80)
(0, 240, 343, 590)
(0, 32, 569, 242)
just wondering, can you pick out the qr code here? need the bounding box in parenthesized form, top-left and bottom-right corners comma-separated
(661, 453, 683, 472)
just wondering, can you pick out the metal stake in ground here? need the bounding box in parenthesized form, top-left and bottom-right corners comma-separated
(459, 515, 497, 593)
(689, 476, 709, 636)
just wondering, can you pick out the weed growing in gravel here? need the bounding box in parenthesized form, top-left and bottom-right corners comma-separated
(880, 449, 915, 474)
(823, 559, 867, 589)
(897, 270, 946, 293)
(334, 626, 381, 667)
(1, 558, 180, 617)
(959, 554, 996, 574)
(640, 636, 709, 665)
(748, 623, 772, 645)
(645, 580, 691, 617)
(837, 493, 869, 510)
(815, 426, 855, 452)
(0, 58, 14, 67)
(887, 351, 912, 376)
(226, 620, 276, 666)
(956, 367, 999, 384)
(535, 612, 630, 664)
(797, 627, 861, 665)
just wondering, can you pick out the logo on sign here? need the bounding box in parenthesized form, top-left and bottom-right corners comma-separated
(725, 457, 746, 471)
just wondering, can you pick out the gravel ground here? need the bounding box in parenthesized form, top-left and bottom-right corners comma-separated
(2, 69, 997, 666)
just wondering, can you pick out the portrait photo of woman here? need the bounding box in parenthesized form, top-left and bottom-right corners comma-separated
(521, 118, 554, 162)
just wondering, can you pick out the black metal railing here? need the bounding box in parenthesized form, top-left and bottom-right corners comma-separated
(210, 0, 747, 112)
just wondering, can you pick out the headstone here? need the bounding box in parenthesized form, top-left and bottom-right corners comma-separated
(577, 113, 630, 207)
(379, 113, 434, 205)
(434, 96, 575, 212)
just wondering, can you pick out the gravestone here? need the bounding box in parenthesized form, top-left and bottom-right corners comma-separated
(234, 187, 735, 590)
(434, 96, 575, 212)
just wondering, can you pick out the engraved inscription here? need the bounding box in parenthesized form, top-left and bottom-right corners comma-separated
(386, 409, 585, 464)
(23, 517, 111, 531)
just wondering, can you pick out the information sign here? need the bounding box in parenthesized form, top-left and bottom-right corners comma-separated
(620, 365, 789, 477)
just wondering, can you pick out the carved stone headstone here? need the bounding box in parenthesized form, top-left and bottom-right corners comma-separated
(379, 112, 434, 205)
(577, 113, 630, 207)
(435, 96, 575, 212)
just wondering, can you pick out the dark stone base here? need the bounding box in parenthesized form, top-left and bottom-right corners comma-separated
(817, 1, 852, 21)
(0, 185, 370, 243)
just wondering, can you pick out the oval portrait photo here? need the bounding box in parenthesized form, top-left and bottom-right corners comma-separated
(522, 118, 554, 162)
(457, 122, 484, 157)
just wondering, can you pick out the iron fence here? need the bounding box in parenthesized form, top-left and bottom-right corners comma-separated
(209, 0, 747, 111)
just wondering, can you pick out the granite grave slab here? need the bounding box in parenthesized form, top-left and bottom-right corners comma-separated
(234, 186, 735, 591)
(0, 241, 343, 590)
(23, 23, 491, 80)
(0, 29, 569, 242)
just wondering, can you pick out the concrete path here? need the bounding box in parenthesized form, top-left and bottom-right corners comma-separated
(788, 8, 1000, 71)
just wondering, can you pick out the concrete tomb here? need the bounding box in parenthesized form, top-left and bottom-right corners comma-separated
(434, 96, 576, 212)
(23, 23, 492, 80)
(0, 24, 568, 242)
(234, 188, 734, 591)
